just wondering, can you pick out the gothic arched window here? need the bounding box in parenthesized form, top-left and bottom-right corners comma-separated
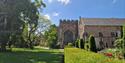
(111, 32, 115, 37)
(64, 30, 73, 45)
(111, 32, 118, 37)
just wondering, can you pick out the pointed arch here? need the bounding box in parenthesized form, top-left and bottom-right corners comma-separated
(63, 30, 73, 45)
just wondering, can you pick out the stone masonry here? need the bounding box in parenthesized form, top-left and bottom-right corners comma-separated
(58, 17, 125, 49)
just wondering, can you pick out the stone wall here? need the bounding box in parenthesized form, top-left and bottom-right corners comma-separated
(81, 25, 122, 49)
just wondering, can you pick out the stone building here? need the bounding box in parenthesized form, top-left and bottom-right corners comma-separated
(58, 17, 125, 48)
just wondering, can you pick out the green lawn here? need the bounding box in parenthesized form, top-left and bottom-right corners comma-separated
(65, 48, 125, 63)
(0, 47, 63, 63)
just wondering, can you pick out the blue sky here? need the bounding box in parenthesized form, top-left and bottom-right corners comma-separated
(42, 0, 125, 25)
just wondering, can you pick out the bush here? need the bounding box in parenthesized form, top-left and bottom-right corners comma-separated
(80, 39, 84, 49)
(114, 39, 124, 49)
(89, 35, 97, 52)
(75, 39, 79, 48)
(78, 39, 81, 48)
(84, 40, 90, 51)
(75, 39, 81, 48)
(68, 43, 73, 46)
(65, 43, 74, 48)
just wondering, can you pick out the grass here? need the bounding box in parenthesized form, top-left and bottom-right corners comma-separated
(0, 47, 63, 63)
(65, 48, 125, 63)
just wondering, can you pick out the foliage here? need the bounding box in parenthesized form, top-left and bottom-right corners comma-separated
(0, 0, 46, 50)
(122, 25, 125, 57)
(42, 24, 58, 48)
(0, 47, 63, 63)
(76, 39, 85, 49)
(35, 15, 51, 47)
(78, 39, 81, 48)
(114, 39, 124, 49)
(114, 25, 125, 58)
(101, 48, 124, 59)
(66, 43, 74, 48)
(80, 39, 84, 49)
(75, 39, 79, 48)
(89, 35, 97, 52)
(36, 15, 51, 33)
(64, 48, 125, 63)
(68, 43, 73, 46)
(84, 40, 90, 51)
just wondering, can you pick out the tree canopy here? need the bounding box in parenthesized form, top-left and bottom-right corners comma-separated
(0, 0, 46, 51)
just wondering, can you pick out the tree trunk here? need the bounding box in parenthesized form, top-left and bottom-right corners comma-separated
(28, 32, 34, 49)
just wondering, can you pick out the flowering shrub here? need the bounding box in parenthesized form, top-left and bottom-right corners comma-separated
(104, 53, 113, 57)
(101, 48, 124, 59)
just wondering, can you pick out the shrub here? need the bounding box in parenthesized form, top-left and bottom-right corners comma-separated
(84, 40, 90, 51)
(68, 43, 73, 46)
(89, 35, 97, 52)
(114, 39, 124, 49)
(78, 39, 81, 48)
(80, 39, 84, 49)
(65, 43, 74, 48)
(75, 39, 79, 48)
(75, 39, 81, 48)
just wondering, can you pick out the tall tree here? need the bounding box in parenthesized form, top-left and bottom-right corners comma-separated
(43, 24, 58, 48)
(0, 0, 45, 51)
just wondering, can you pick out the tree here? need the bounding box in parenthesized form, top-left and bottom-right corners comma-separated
(34, 15, 51, 47)
(36, 15, 51, 33)
(43, 24, 58, 48)
(0, 0, 45, 51)
(122, 25, 125, 58)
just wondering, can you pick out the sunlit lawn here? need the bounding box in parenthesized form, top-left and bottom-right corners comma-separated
(0, 47, 63, 63)
(65, 48, 125, 63)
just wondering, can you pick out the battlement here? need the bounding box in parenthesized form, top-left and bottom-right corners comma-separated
(60, 19, 78, 24)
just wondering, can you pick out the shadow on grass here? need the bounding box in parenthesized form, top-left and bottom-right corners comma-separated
(0, 49, 63, 63)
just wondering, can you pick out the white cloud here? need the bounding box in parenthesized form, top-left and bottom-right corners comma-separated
(44, 14, 51, 20)
(112, 0, 117, 4)
(46, 0, 71, 5)
(48, 0, 53, 3)
(52, 12, 59, 17)
(57, 0, 71, 5)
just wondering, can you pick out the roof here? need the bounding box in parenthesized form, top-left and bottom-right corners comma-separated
(80, 18, 125, 26)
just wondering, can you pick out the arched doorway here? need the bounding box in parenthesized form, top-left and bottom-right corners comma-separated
(64, 30, 73, 45)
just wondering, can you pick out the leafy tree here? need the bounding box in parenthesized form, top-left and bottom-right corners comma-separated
(43, 24, 58, 48)
(36, 15, 51, 33)
(0, 0, 45, 51)
(122, 25, 125, 58)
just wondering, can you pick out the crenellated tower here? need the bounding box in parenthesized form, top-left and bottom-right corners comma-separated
(58, 19, 78, 48)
